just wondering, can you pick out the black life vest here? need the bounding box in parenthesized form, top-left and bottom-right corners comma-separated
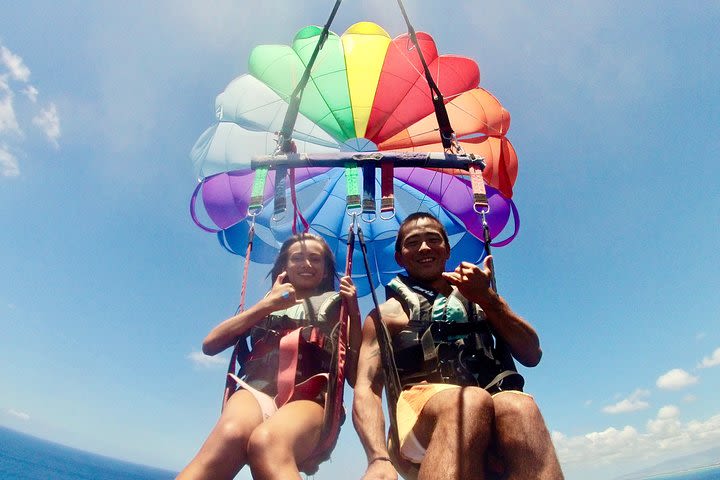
(241, 291, 341, 395)
(386, 274, 524, 393)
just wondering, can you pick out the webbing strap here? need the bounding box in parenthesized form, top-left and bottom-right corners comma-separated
(345, 162, 361, 210)
(315, 220, 355, 456)
(357, 226, 402, 453)
(275, 327, 303, 408)
(362, 165, 376, 216)
(222, 218, 255, 411)
(289, 168, 309, 233)
(380, 161, 395, 215)
(273, 167, 288, 217)
(277, 0, 343, 153)
(396, 0, 455, 150)
(469, 164, 489, 212)
(249, 167, 269, 213)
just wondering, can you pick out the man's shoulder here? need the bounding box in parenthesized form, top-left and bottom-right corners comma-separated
(379, 297, 404, 315)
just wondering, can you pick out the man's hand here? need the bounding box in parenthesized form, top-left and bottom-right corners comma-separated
(361, 458, 399, 480)
(442, 256, 497, 307)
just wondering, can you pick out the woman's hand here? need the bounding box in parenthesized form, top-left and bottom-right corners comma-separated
(265, 271, 301, 310)
(339, 276, 360, 320)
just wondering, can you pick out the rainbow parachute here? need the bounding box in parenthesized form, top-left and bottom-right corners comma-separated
(191, 22, 520, 293)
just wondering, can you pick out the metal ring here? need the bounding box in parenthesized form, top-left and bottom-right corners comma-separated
(379, 210, 396, 221)
(473, 203, 491, 215)
(247, 205, 264, 217)
(271, 210, 286, 222)
(361, 212, 377, 224)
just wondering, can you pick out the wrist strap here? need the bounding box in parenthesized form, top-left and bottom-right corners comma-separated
(369, 456, 392, 465)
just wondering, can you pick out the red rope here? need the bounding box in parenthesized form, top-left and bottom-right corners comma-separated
(222, 220, 255, 410)
(313, 221, 355, 458)
(289, 169, 309, 233)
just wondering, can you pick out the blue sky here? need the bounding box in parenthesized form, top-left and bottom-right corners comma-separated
(1, 2, 719, 479)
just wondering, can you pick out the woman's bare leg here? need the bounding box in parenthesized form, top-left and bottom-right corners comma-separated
(177, 390, 263, 480)
(247, 399, 325, 480)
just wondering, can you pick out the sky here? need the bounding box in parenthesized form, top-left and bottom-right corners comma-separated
(1, 1, 719, 479)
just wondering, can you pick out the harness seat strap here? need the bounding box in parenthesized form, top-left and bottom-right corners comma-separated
(275, 327, 302, 408)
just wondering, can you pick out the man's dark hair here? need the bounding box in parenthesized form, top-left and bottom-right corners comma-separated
(395, 212, 450, 253)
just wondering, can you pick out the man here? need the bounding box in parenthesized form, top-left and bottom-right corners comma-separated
(353, 212, 563, 480)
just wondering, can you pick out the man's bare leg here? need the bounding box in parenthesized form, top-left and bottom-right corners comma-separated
(412, 387, 495, 480)
(493, 392, 564, 480)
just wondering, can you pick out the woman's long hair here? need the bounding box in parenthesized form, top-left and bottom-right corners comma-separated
(269, 233, 337, 294)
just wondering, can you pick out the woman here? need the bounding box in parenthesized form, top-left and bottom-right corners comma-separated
(178, 233, 361, 480)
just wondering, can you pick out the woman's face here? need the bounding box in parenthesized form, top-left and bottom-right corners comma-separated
(284, 239, 327, 293)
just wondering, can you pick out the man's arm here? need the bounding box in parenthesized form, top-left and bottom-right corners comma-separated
(353, 305, 400, 480)
(443, 256, 542, 367)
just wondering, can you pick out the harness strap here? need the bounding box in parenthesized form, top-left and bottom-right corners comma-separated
(362, 164, 376, 218)
(222, 217, 256, 410)
(276, 0, 343, 153)
(396, 0, 455, 150)
(345, 162, 361, 210)
(357, 225, 403, 454)
(275, 327, 303, 408)
(380, 161, 395, 217)
(313, 218, 355, 457)
(249, 167, 269, 213)
(469, 164, 489, 212)
(273, 167, 288, 218)
(289, 168, 309, 233)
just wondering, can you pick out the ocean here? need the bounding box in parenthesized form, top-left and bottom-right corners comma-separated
(642, 465, 720, 480)
(0, 427, 176, 480)
(1, 425, 719, 479)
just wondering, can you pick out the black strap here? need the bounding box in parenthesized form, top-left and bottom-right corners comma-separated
(396, 0, 455, 150)
(357, 225, 402, 454)
(277, 0, 343, 153)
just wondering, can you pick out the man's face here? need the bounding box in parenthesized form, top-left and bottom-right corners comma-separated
(395, 217, 450, 282)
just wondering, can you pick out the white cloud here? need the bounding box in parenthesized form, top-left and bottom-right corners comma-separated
(0, 42, 61, 176)
(656, 369, 699, 390)
(7, 408, 30, 421)
(0, 46, 31, 82)
(554, 408, 720, 477)
(0, 81, 21, 134)
(0, 144, 19, 177)
(22, 85, 38, 103)
(187, 350, 227, 369)
(32, 103, 60, 148)
(698, 347, 720, 369)
(602, 389, 650, 414)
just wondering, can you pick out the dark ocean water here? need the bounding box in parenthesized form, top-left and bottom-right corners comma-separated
(646, 465, 720, 480)
(1, 425, 718, 479)
(0, 427, 177, 480)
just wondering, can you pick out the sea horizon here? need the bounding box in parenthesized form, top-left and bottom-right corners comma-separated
(2, 425, 719, 480)
(0, 426, 177, 480)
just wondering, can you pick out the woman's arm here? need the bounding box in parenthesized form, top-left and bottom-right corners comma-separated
(202, 271, 300, 356)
